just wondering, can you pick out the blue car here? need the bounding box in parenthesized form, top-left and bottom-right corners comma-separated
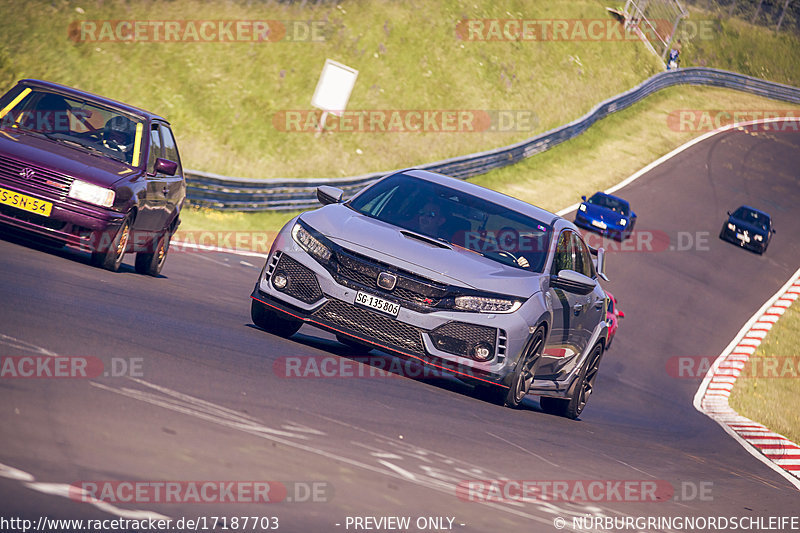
(574, 192, 636, 241)
(719, 205, 775, 254)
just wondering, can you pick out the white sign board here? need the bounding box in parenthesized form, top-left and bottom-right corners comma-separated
(311, 59, 358, 117)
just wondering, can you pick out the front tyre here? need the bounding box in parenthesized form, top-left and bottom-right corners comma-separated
(135, 231, 171, 276)
(541, 342, 604, 419)
(503, 326, 546, 408)
(91, 216, 131, 272)
(251, 299, 302, 338)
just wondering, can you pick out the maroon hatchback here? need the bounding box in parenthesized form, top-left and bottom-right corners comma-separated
(0, 79, 185, 275)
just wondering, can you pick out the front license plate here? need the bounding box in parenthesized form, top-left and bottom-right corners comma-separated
(736, 233, 749, 242)
(0, 187, 52, 217)
(591, 220, 607, 229)
(355, 291, 401, 317)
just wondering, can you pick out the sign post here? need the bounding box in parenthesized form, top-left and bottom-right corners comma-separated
(311, 59, 359, 136)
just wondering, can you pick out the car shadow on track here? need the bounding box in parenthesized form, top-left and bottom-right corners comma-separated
(0, 231, 167, 277)
(246, 322, 551, 416)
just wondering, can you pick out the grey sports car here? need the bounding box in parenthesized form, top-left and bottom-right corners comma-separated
(250, 169, 610, 418)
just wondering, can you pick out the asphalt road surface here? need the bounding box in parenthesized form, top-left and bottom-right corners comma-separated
(1, 123, 799, 532)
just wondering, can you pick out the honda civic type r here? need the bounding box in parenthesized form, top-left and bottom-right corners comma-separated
(250, 169, 610, 418)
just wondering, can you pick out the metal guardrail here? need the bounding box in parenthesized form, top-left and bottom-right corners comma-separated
(185, 67, 800, 211)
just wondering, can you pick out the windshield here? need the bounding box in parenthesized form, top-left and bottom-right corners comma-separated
(588, 193, 629, 216)
(0, 87, 145, 166)
(732, 207, 769, 231)
(348, 173, 553, 272)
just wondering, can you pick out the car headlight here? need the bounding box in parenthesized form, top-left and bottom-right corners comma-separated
(291, 223, 332, 262)
(619, 219, 627, 227)
(727, 223, 735, 231)
(68, 180, 115, 208)
(754, 234, 763, 241)
(579, 204, 587, 212)
(454, 295, 521, 313)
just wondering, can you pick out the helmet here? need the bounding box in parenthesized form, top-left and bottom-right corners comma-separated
(103, 115, 134, 153)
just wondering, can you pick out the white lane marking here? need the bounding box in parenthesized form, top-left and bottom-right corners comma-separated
(0, 462, 169, 520)
(694, 267, 800, 491)
(187, 253, 232, 267)
(91, 380, 631, 529)
(485, 431, 560, 468)
(0, 333, 57, 356)
(170, 241, 268, 259)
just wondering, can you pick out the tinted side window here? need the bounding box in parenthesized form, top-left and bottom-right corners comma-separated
(551, 231, 575, 275)
(572, 233, 596, 279)
(159, 125, 183, 176)
(147, 125, 162, 174)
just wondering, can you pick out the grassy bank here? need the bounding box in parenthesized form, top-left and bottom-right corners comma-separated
(2, 0, 799, 182)
(729, 301, 800, 445)
(180, 85, 800, 234)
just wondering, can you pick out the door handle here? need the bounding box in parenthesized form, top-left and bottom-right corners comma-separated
(573, 303, 583, 315)
(162, 186, 169, 196)
(594, 299, 604, 309)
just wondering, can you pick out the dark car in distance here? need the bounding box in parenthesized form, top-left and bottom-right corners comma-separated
(719, 205, 774, 254)
(574, 192, 636, 241)
(0, 79, 185, 275)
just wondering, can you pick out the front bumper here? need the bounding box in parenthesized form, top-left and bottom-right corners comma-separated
(574, 212, 627, 240)
(0, 180, 124, 249)
(251, 247, 536, 388)
(719, 227, 766, 253)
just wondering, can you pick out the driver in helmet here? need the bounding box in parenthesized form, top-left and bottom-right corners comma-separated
(102, 115, 134, 154)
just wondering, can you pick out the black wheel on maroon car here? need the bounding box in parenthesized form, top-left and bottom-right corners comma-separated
(540, 341, 604, 419)
(135, 231, 171, 276)
(90, 216, 131, 272)
(251, 299, 302, 338)
(503, 325, 546, 408)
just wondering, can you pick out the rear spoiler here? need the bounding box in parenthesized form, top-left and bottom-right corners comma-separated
(588, 245, 609, 282)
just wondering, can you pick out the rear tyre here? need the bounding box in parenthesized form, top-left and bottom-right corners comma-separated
(503, 326, 546, 408)
(540, 342, 604, 419)
(251, 299, 302, 338)
(135, 231, 171, 276)
(91, 216, 131, 272)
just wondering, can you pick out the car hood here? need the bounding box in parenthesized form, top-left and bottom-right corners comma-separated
(301, 204, 542, 297)
(584, 203, 627, 225)
(729, 216, 768, 236)
(0, 129, 140, 187)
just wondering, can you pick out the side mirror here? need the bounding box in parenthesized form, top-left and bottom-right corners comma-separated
(581, 195, 587, 202)
(772, 227, 776, 234)
(726, 211, 731, 216)
(551, 269, 597, 295)
(595, 247, 609, 282)
(618, 310, 625, 318)
(154, 158, 178, 176)
(317, 185, 344, 205)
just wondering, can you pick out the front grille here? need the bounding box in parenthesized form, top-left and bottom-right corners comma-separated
(273, 254, 323, 304)
(313, 300, 426, 354)
(331, 249, 448, 306)
(429, 322, 497, 359)
(0, 155, 75, 201)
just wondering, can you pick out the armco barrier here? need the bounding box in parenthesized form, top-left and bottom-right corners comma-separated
(185, 68, 800, 211)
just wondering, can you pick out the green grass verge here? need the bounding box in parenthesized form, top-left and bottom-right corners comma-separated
(179, 85, 800, 235)
(2, 0, 798, 181)
(729, 302, 800, 446)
